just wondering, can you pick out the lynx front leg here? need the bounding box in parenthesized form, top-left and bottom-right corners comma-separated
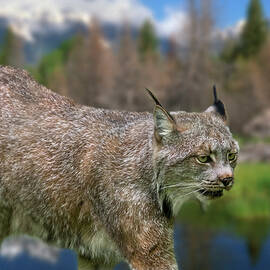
(77, 256, 96, 270)
(0, 204, 12, 245)
(90, 184, 179, 269)
(77, 256, 114, 270)
(126, 234, 178, 270)
(104, 211, 178, 270)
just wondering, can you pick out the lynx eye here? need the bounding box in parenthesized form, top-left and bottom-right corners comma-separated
(228, 152, 237, 162)
(196, 155, 212, 164)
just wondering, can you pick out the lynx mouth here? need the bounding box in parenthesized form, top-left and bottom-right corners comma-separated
(198, 188, 223, 199)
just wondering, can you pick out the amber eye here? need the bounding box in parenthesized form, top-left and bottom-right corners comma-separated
(196, 155, 212, 164)
(228, 152, 237, 162)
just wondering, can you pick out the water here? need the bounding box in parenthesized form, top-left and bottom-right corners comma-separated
(116, 222, 270, 270)
(174, 224, 270, 270)
(1, 222, 270, 270)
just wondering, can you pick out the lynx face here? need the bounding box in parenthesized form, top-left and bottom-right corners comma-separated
(150, 88, 239, 214)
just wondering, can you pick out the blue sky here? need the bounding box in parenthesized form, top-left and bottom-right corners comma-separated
(1, 0, 270, 42)
(141, 0, 270, 28)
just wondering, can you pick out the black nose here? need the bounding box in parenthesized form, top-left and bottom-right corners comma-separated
(220, 177, 233, 187)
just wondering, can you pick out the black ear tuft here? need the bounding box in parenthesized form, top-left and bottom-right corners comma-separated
(213, 85, 226, 119)
(145, 88, 163, 107)
(205, 85, 227, 121)
(145, 88, 175, 122)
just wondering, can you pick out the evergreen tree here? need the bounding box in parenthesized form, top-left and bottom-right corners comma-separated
(36, 36, 78, 86)
(239, 0, 267, 58)
(0, 27, 24, 67)
(138, 20, 158, 60)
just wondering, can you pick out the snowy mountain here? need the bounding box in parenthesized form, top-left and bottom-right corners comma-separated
(0, 0, 155, 64)
(0, 0, 245, 65)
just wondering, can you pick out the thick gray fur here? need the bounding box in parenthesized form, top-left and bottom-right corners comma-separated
(0, 66, 239, 270)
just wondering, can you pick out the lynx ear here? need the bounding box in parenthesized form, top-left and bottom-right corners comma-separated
(145, 88, 176, 141)
(154, 105, 176, 140)
(205, 85, 227, 122)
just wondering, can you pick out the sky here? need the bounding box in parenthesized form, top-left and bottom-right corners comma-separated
(0, 0, 270, 41)
(141, 0, 270, 28)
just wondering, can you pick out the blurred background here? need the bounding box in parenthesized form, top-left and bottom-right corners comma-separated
(0, 0, 270, 269)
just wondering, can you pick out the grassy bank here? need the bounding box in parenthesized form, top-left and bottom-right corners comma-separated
(234, 136, 270, 146)
(228, 163, 270, 219)
(178, 163, 270, 225)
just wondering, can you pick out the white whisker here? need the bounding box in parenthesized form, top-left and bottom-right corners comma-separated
(161, 183, 202, 190)
(179, 188, 202, 198)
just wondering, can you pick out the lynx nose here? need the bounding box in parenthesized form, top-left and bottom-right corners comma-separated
(220, 177, 233, 187)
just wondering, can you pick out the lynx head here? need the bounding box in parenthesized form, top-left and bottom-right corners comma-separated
(146, 87, 239, 216)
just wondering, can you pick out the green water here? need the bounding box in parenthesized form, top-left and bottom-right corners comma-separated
(177, 162, 270, 257)
(118, 162, 270, 269)
(172, 162, 270, 270)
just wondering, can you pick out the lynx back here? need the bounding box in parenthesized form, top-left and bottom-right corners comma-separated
(0, 66, 239, 270)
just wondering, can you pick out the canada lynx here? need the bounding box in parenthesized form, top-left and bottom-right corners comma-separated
(0, 66, 239, 270)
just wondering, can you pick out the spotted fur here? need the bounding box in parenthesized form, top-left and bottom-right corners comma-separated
(0, 66, 238, 270)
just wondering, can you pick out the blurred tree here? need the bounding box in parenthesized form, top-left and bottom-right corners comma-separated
(239, 0, 267, 58)
(22, 0, 266, 134)
(141, 56, 167, 107)
(66, 19, 116, 107)
(163, 37, 182, 110)
(219, 0, 269, 133)
(177, 0, 214, 111)
(199, 0, 214, 60)
(114, 24, 147, 111)
(47, 66, 69, 97)
(138, 20, 158, 60)
(220, 38, 238, 63)
(223, 0, 267, 61)
(36, 37, 78, 86)
(0, 27, 24, 68)
(166, 37, 180, 64)
(248, 40, 270, 108)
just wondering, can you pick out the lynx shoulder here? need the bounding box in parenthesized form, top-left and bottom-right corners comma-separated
(0, 66, 239, 270)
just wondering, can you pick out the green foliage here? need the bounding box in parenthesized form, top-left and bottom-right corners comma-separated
(223, 0, 268, 62)
(230, 163, 270, 217)
(0, 28, 21, 66)
(220, 39, 238, 63)
(34, 36, 80, 86)
(138, 20, 158, 59)
(239, 0, 267, 58)
(179, 163, 270, 224)
(178, 163, 270, 243)
(0, 28, 13, 65)
(234, 135, 270, 147)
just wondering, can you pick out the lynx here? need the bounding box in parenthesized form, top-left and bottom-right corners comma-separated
(0, 66, 239, 270)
